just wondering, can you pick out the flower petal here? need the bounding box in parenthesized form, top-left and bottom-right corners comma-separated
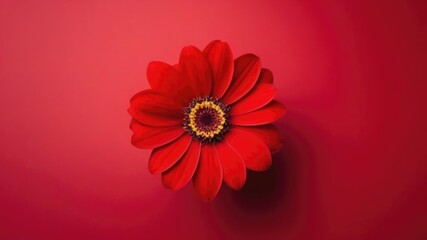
(203, 40, 234, 98)
(225, 128, 271, 171)
(129, 89, 183, 127)
(162, 141, 201, 190)
(129, 120, 184, 149)
(147, 61, 180, 90)
(229, 83, 277, 115)
(179, 46, 212, 97)
(193, 144, 223, 201)
(221, 54, 261, 105)
(148, 134, 192, 174)
(230, 101, 286, 126)
(215, 141, 246, 190)
(146, 61, 194, 105)
(235, 125, 283, 154)
(258, 68, 274, 84)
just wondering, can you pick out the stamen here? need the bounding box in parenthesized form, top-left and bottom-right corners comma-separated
(183, 97, 230, 144)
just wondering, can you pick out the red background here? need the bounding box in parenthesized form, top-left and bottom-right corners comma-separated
(1, 0, 426, 239)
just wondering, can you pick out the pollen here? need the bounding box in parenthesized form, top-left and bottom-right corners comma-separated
(183, 97, 230, 144)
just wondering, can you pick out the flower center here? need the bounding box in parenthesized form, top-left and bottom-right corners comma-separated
(183, 97, 230, 144)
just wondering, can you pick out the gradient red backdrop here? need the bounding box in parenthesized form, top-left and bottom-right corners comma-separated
(1, 0, 426, 239)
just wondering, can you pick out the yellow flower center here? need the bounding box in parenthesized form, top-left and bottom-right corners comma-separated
(183, 97, 230, 143)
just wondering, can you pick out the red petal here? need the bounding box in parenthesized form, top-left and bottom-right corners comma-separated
(231, 101, 286, 126)
(235, 125, 283, 154)
(179, 46, 212, 97)
(129, 89, 183, 127)
(193, 144, 223, 201)
(147, 61, 180, 90)
(146, 62, 194, 105)
(221, 54, 261, 105)
(229, 83, 277, 115)
(225, 128, 271, 171)
(215, 142, 246, 190)
(162, 141, 201, 190)
(258, 68, 274, 84)
(129, 120, 184, 149)
(148, 134, 192, 174)
(203, 40, 234, 98)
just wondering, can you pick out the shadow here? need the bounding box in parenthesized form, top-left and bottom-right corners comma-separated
(223, 149, 291, 214)
(210, 111, 325, 237)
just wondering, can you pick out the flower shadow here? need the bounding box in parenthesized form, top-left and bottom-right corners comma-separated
(211, 111, 321, 236)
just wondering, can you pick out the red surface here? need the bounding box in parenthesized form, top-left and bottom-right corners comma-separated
(1, 0, 426, 239)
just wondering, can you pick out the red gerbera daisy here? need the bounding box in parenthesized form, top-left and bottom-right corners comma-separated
(128, 40, 286, 201)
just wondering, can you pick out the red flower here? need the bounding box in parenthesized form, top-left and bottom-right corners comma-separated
(128, 40, 286, 201)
